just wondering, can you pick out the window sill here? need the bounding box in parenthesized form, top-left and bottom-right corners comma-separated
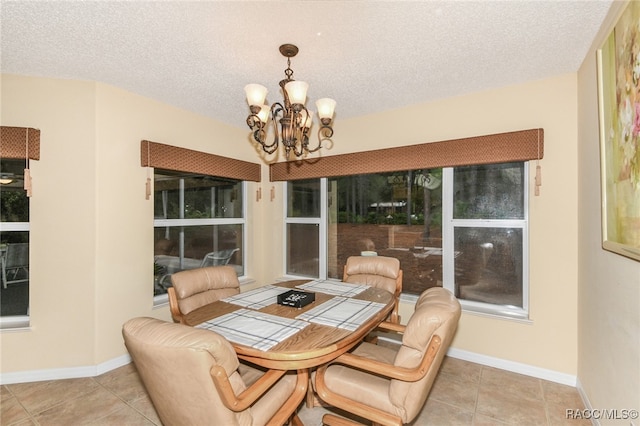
(0, 315, 30, 331)
(400, 292, 530, 323)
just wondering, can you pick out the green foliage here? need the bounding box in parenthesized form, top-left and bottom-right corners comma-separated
(0, 190, 28, 222)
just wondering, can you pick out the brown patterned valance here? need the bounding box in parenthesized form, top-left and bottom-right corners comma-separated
(270, 128, 543, 181)
(141, 140, 261, 182)
(0, 126, 41, 160)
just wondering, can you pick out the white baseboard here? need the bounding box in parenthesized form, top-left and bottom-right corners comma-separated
(0, 354, 131, 385)
(575, 377, 598, 426)
(446, 347, 577, 386)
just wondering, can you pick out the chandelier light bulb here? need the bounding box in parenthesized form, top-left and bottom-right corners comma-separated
(316, 98, 336, 120)
(257, 105, 270, 123)
(284, 81, 309, 105)
(245, 84, 268, 107)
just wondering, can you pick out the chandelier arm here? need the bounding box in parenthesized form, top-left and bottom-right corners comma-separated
(288, 106, 310, 157)
(246, 102, 291, 155)
(303, 124, 332, 154)
(247, 114, 278, 152)
(246, 114, 264, 134)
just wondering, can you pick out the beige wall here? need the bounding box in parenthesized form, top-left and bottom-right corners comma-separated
(0, 70, 594, 386)
(577, 0, 640, 417)
(0, 74, 260, 371)
(260, 74, 581, 376)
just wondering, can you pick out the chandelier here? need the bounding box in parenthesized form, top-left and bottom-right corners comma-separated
(244, 44, 336, 158)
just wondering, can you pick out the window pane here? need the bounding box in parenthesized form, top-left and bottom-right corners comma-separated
(454, 227, 523, 307)
(154, 224, 243, 295)
(154, 170, 242, 219)
(454, 162, 524, 219)
(1, 160, 28, 222)
(0, 232, 29, 317)
(1, 159, 30, 319)
(328, 170, 443, 294)
(287, 223, 319, 277)
(288, 179, 320, 218)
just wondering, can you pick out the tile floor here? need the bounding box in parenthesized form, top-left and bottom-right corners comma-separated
(1, 356, 588, 425)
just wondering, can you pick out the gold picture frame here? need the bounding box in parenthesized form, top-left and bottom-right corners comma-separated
(597, 1, 640, 261)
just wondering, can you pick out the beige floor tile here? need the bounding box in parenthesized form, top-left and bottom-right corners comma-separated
(476, 386, 548, 425)
(298, 403, 328, 426)
(32, 385, 127, 425)
(6, 377, 100, 414)
(87, 404, 156, 425)
(541, 381, 585, 408)
(546, 402, 592, 426)
(430, 369, 479, 413)
(0, 394, 32, 425)
(127, 393, 162, 425)
(473, 412, 512, 425)
(412, 398, 474, 425)
(6, 417, 37, 426)
(481, 366, 544, 402)
(1, 385, 13, 400)
(95, 364, 148, 403)
(440, 356, 483, 384)
(3, 359, 588, 426)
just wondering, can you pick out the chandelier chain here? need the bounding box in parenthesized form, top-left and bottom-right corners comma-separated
(284, 57, 294, 81)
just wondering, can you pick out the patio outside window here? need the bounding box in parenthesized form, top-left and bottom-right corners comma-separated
(0, 159, 30, 324)
(285, 162, 529, 319)
(153, 169, 245, 301)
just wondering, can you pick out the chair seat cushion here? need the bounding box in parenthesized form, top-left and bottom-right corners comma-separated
(313, 342, 398, 415)
(239, 362, 299, 426)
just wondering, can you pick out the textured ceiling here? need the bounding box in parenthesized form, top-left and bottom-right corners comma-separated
(1, 1, 613, 130)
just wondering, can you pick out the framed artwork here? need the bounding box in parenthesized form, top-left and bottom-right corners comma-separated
(597, 1, 640, 261)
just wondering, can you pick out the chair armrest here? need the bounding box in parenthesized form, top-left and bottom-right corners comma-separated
(376, 321, 406, 333)
(322, 413, 362, 426)
(264, 369, 309, 426)
(315, 335, 442, 426)
(167, 287, 184, 324)
(329, 334, 441, 383)
(210, 366, 288, 412)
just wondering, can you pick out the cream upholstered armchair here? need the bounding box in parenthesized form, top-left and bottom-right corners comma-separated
(168, 265, 240, 324)
(123, 317, 308, 426)
(313, 287, 461, 426)
(343, 255, 403, 323)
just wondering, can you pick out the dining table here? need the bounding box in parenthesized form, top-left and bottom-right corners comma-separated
(182, 279, 395, 371)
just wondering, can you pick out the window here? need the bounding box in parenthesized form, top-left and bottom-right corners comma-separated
(0, 159, 30, 322)
(153, 169, 245, 301)
(284, 179, 324, 277)
(285, 162, 529, 319)
(445, 163, 528, 316)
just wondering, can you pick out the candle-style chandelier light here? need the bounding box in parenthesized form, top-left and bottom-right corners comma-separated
(244, 44, 336, 158)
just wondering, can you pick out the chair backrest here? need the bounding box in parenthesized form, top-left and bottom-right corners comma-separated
(343, 255, 401, 295)
(122, 317, 254, 425)
(389, 287, 461, 422)
(5, 243, 29, 268)
(200, 248, 239, 267)
(170, 265, 240, 319)
(343, 255, 402, 322)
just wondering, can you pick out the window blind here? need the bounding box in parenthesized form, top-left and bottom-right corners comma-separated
(141, 140, 261, 182)
(270, 128, 543, 181)
(0, 126, 41, 160)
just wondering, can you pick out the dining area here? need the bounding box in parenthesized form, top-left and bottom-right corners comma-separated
(122, 256, 462, 425)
